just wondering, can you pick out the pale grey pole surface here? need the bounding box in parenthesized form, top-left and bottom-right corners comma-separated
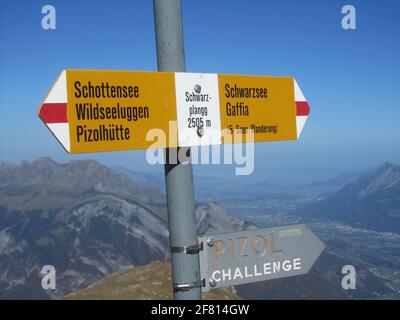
(153, 0, 202, 300)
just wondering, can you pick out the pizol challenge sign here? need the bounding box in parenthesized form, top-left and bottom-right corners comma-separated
(38, 70, 310, 153)
(198, 224, 325, 292)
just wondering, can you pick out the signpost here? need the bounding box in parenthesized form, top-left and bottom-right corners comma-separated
(198, 224, 325, 291)
(38, 70, 310, 153)
(153, 0, 201, 300)
(37, 0, 319, 300)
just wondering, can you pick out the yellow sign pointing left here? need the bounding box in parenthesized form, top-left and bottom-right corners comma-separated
(39, 70, 178, 153)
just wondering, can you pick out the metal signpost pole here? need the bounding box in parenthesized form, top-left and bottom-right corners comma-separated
(153, 0, 202, 300)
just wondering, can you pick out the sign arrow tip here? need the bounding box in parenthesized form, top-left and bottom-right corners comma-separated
(38, 70, 70, 152)
(294, 79, 310, 138)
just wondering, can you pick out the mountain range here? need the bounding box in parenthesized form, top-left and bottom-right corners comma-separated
(292, 162, 400, 232)
(0, 157, 253, 299)
(0, 157, 398, 299)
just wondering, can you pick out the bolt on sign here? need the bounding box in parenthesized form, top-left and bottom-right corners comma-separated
(198, 224, 325, 292)
(38, 70, 310, 154)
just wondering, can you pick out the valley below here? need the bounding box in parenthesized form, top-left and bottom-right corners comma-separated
(217, 184, 400, 299)
(0, 158, 399, 299)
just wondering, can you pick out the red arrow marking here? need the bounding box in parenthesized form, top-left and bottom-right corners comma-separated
(296, 101, 310, 116)
(39, 103, 67, 123)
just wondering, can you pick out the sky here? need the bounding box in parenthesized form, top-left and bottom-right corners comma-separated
(0, 0, 399, 184)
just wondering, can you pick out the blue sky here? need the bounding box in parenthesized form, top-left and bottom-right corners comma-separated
(0, 0, 399, 184)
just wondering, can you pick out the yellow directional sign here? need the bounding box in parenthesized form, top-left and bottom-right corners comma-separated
(218, 74, 297, 144)
(38, 70, 310, 154)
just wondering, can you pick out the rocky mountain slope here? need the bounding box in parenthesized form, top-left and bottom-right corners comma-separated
(0, 158, 253, 299)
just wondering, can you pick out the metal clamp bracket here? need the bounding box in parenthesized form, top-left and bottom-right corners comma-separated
(171, 242, 203, 255)
(173, 279, 205, 292)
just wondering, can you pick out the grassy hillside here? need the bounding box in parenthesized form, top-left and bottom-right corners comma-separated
(64, 261, 240, 300)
